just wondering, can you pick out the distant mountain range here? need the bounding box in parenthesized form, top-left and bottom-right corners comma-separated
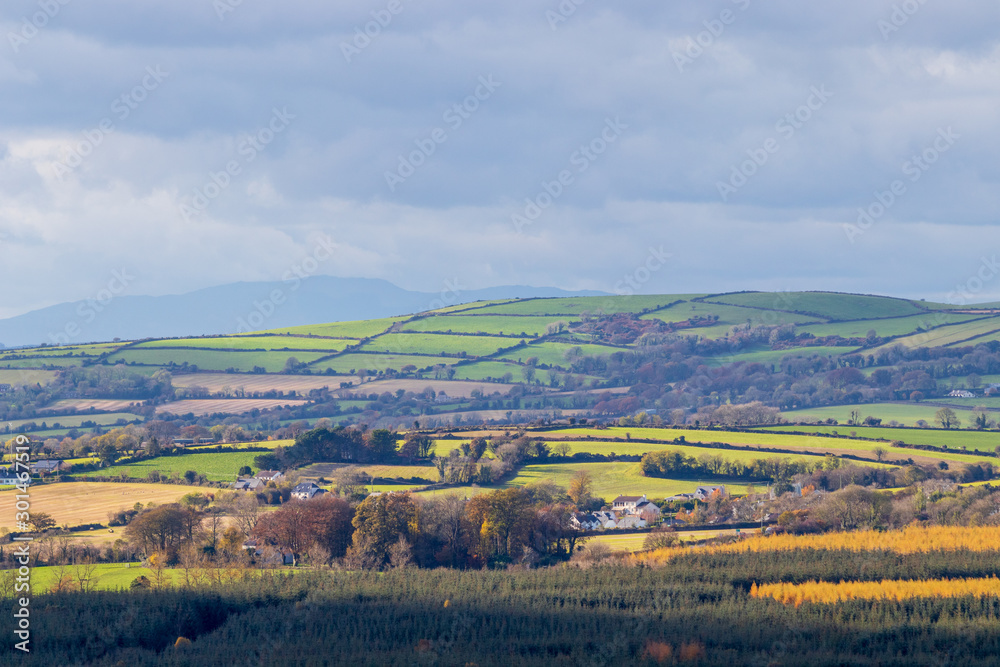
(0, 277, 607, 349)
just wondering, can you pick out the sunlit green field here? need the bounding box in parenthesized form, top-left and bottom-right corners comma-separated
(360, 333, 517, 357)
(254, 317, 408, 339)
(132, 336, 353, 352)
(106, 348, 331, 372)
(761, 424, 1000, 454)
(704, 292, 924, 320)
(93, 451, 262, 482)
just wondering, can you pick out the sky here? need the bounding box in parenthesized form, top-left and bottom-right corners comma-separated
(1, 0, 999, 319)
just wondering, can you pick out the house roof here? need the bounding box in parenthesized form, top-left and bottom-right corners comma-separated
(612, 495, 644, 503)
(256, 470, 283, 479)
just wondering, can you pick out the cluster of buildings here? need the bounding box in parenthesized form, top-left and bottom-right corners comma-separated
(570, 486, 729, 532)
(571, 494, 663, 531)
(231, 470, 326, 500)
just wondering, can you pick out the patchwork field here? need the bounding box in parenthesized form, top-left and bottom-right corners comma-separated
(762, 424, 1000, 454)
(306, 353, 458, 374)
(337, 378, 514, 398)
(0, 368, 59, 385)
(360, 332, 518, 357)
(401, 315, 559, 337)
(0, 482, 203, 530)
(107, 348, 331, 372)
(702, 291, 925, 320)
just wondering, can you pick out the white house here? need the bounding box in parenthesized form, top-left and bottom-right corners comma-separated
(612, 494, 647, 513)
(255, 470, 285, 484)
(291, 482, 326, 500)
(570, 513, 601, 531)
(592, 510, 618, 529)
(948, 389, 975, 398)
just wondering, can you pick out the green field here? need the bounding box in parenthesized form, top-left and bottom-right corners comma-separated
(782, 403, 983, 428)
(467, 295, 680, 316)
(132, 335, 353, 352)
(307, 353, 457, 374)
(106, 348, 331, 372)
(547, 426, 995, 466)
(254, 317, 408, 339)
(796, 312, 983, 339)
(643, 300, 822, 327)
(761, 424, 1000, 454)
(401, 315, 558, 337)
(93, 451, 261, 482)
(447, 360, 530, 381)
(507, 462, 751, 501)
(0, 368, 60, 385)
(495, 341, 620, 367)
(536, 438, 848, 464)
(361, 333, 518, 357)
(705, 346, 852, 366)
(873, 317, 1000, 351)
(28, 563, 185, 592)
(0, 357, 82, 368)
(701, 292, 925, 320)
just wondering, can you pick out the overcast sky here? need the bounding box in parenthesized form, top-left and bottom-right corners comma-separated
(1, 0, 998, 318)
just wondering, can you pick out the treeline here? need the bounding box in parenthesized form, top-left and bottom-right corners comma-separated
(640, 449, 821, 483)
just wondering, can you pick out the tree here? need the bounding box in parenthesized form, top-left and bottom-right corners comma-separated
(972, 407, 994, 430)
(230, 493, 262, 536)
(872, 447, 887, 463)
(238, 465, 252, 477)
(936, 407, 960, 429)
(124, 504, 191, 556)
(465, 488, 535, 565)
(97, 442, 118, 466)
(350, 493, 418, 569)
(29, 512, 56, 533)
(365, 429, 398, 462)
(567, 471, 593, 508)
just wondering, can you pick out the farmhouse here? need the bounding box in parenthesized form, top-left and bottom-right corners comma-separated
(232, 478, 265, 491)
(948, 389, 975, 398)
(634, 499, 662, 523)
(291, 481, 326, 500)
(612, 494, 648, 513)
(616, 516, 648, 530)
(255, 470, 285, 484)
(30, 460, 68, 475)
(0, 466, 25, 485)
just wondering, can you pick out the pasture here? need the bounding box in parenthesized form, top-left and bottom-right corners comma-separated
(466, 295, 681, 315)
(702, 291, 924, 320)
(506, 462, 752, 501)
(795, 312, 982, 339)
(106, 348, 331, 372)
(256, 317, 407, 339)
(307, 353, 457, 374)
(401, 315, 557, 337)
(94, 451, 261, 482)
(448, 360, 531, 381)
(761, 424, 1000, 454)
(0, 369, 59, 386)
(338, 377, 512, 398)
(495, 340, 620, 367)
(782, 402, 982, 428)
(361, 332, 518, 357)
(643, 300, 821, 327)
(5, 412, 140, 432)
(132, 335, 353, 352)
(0, 482, 203, 530)
(872, 317, 1000, 350)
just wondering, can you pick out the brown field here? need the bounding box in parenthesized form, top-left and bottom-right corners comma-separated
(156, 398, 309, 416)
(0, 482, 203, 530)
(338, 378, 515, 398)
(41, 399, 142, 413)
(171, 372, 345, 394)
